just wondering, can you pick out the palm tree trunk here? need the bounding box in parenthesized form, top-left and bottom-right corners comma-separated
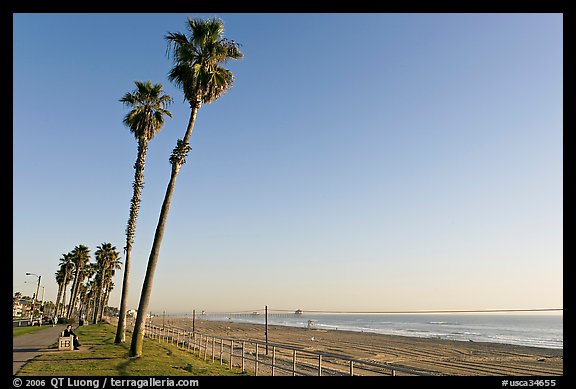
(66, 272, 79, 319)
(54, 283, 63, 320)
(101, 283, 111, 322)
(93, 276, 105, 324)
(116, 141, 147, 343)
(129, 165, 179, 357)
(97, 278, 108, 323)
(182, 100, 200, 145)
(129, 104, 201, 357)
(129, 105, 199, 358)
(60, 280, 68, 317)
(99, 288, 106, 322)
(68, 269, 86, 320)
(115, 247, 130, 342)
(70, 280, 81, 319)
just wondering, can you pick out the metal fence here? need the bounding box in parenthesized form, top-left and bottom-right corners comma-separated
(140, 322, 436, 376)
(13, 319, 31, 327)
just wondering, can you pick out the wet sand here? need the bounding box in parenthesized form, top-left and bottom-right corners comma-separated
(160, 317, 562, 376)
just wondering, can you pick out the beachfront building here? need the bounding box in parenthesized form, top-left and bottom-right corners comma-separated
(13, 299, 32, 318)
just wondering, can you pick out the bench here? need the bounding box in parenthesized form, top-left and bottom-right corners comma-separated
(58, 333, 74, 351)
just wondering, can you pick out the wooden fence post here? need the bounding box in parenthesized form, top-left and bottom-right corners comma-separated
(220, 339, 224, 365)
(255, 343, 259, 376)
(230, 340, 234, 368)
(272, 346, 276, 376)
(241, 342, 245, 372)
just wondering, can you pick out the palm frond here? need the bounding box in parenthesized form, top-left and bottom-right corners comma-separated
(165, 17, 243, 106)
(120, 81, 173, 141)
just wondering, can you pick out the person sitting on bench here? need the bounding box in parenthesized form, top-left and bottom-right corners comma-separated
(62, 324, 81, 350)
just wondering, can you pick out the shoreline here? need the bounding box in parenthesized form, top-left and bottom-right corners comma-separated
(203, 316, 563, 350)
(158, 317, 563, 376)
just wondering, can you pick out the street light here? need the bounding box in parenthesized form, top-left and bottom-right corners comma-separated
(25, 272, 41, 309)
(38, 286, 45, 312)
(25, 282, 46, 314)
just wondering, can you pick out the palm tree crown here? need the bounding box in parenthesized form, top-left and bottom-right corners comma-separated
(165, 17, 243, 107)
(120, 80, 173, 142)
(94, 243, 121, 323)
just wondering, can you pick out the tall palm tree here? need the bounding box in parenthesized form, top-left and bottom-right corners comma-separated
(129, 17, 242, 357)
(59, 254, 75, 317)
(94, 242, 121, 324)
(66, 244, 91, 319)
(115, 81, 173, 343)
(54, 252, 74, 318)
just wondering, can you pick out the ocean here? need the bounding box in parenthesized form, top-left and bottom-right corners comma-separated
(199, 312, 563, 350)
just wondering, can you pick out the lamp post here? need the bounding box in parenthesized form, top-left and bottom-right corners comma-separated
(25, 272, 41, 311)
(39, 286, 45, 312)
(24, 281, 44, 307)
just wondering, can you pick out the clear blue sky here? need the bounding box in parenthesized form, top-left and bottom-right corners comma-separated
(13, 13, 563, 314)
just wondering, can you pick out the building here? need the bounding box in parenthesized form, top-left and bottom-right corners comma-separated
(13, 300, 32, 318)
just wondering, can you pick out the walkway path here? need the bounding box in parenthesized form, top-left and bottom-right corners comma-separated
(13, 325, 66, 375)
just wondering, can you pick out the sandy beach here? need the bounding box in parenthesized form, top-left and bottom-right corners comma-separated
(156, 317, 562, 376)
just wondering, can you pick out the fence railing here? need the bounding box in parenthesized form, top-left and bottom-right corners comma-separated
(13, 319, 31, 327)
(139, 322, 436, 376)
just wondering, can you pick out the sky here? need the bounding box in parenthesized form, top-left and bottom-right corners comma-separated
(13, 13, 563, 315)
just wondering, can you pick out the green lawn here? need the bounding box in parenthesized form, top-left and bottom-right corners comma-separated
(13, 325, 48, 338)
(16, 323, 249, 376)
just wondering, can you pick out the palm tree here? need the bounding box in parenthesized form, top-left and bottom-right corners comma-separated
(54, 252, 74, 318)
(59, 253, 75, 317)
(129, 17, 242, 357)
(66, 244, 91, 320)
(115, 81, 173, 343)
(94, 242, 121, 324)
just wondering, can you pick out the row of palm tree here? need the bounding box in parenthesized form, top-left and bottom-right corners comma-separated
(53, 243, 121, 324)
(112, 17, 243, 358)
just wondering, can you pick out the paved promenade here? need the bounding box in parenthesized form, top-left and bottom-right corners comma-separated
(12, 325, 66, 375)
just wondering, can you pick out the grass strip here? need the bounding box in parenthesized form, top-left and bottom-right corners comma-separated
(17, 323, 248, 376)
(13, 325, 47, 338)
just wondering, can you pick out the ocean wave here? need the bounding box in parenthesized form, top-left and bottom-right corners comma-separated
(449, 331, 482, 336)
(200, 314, 562, 349)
